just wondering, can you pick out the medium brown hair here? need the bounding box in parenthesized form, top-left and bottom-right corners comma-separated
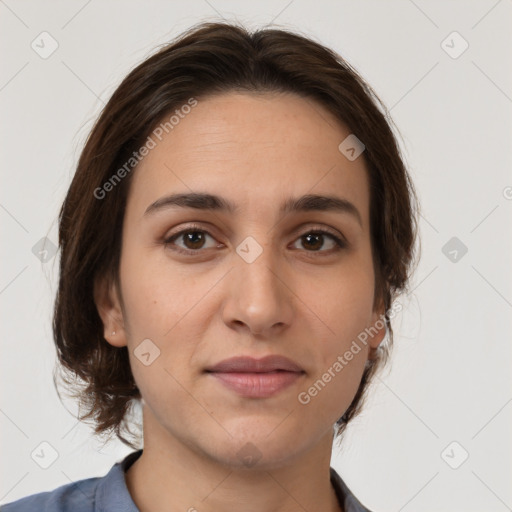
(53, 21, 419, 449)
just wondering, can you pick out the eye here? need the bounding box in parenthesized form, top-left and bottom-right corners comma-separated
(164, 224, 220, 254)
(291, 229, 346, 253)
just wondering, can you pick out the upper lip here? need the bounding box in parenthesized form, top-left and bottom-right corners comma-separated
(205, 355, 304, 373)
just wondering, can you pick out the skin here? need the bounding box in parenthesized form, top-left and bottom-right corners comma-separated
(95, 91, 386, 512)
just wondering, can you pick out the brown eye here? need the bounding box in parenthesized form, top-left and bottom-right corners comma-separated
(292, 230, 345, 253)
(164, 226, 219, 254)
(180, 231, 208, 250)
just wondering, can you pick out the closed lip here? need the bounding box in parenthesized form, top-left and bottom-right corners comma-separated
(204, 355, 304, 373)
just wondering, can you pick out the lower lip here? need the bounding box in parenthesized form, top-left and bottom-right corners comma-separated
(207, 371, 304, 398)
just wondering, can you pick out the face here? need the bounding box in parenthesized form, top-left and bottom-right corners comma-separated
(95, 91, 385, 469)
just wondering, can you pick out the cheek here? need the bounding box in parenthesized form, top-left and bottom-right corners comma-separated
(119, 246, 200, 337)
(297, 302, 371, 424)
(294, 257, 374, 417)
(119, 261, 201, 420)
(307, 257, 376, 346)
(118, 249, 217, 388)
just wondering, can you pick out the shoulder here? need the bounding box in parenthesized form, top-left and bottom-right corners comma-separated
(1, 450, 142, 512)
(330, 466, 376, 512)
(0, 475, 99, 512)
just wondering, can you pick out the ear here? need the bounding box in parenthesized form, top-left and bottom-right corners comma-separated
(367, 298, 387, 359)
(93, 273, 127, 348)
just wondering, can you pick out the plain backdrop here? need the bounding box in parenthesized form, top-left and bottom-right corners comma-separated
(1, 1, 511, 511)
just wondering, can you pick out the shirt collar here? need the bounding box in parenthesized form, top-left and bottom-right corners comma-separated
(95, 450, 141, 512)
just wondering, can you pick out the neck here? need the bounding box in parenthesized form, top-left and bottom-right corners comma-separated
(125, 408, 342, 512)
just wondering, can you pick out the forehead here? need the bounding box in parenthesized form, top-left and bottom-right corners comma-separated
(126, 92, 370, 227)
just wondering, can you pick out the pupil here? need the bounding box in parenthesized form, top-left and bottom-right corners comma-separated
(304, 233, 322, 251)
(185, 231, 204, 249)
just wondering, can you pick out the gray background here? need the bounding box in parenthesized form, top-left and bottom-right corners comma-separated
(1, 1, 511, 510)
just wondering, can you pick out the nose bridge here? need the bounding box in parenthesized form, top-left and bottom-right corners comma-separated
(224, 233, 293, 333)
(235, 234, 282, 302)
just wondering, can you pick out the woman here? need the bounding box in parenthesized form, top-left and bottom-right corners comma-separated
(2, 21, 418, 512)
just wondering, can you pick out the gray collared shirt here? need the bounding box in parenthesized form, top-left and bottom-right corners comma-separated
(1, 450, 373, 511)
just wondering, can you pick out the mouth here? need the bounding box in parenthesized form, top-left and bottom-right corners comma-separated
(206, 370, 305, 398)
(204, 355, 305, 398)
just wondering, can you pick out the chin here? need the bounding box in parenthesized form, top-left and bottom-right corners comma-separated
(201, 423, 310, 471)
(215, 444, 300, 472)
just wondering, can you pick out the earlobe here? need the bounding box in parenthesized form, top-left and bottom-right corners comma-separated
(367, 306, 387, 352)
(93, 274, 128, 348)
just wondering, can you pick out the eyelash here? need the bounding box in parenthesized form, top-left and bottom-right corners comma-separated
(163, 223, 347, 256)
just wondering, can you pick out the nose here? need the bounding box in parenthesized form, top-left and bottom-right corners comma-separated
(221, 245, 294, 337)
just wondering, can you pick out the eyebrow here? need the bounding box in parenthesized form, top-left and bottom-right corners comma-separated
(144, 192, 363, 227)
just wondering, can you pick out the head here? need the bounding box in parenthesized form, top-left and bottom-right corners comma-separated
(53, 21, 419, 459)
